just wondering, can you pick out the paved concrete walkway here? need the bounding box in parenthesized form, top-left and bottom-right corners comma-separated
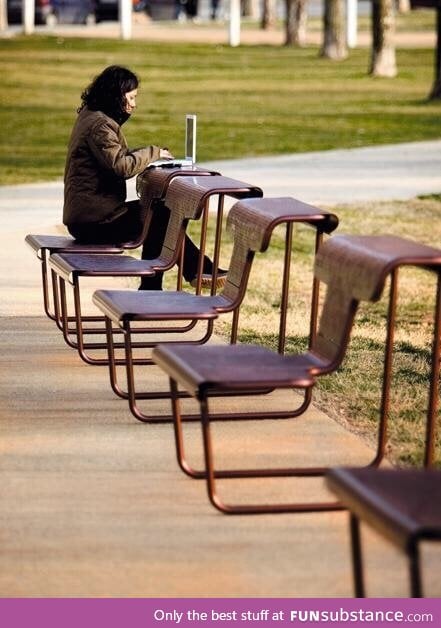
(2, 140, 440, 317)
(203, 140, 441, 203)
(1, 141, 440, 597)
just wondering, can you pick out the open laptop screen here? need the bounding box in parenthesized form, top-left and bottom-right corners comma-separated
(185, 114, 197, 163)
(147, 113, 197, 168)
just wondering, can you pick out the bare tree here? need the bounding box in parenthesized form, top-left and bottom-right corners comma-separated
(261, 0, 277, 29)
(285, 0, 308, 46)
(321, 0, 347, 59)
(370, 0, 397, 77)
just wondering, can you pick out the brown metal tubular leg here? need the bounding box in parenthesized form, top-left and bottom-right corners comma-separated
(210, 195, 224, 296)
(108, 342, 208, 403)
(53, 270, 91, 336)
(171, 378, 206, 478)
(409, 541, 423, 598)
(58, 278, 81, 349)
(168, 382, 316, 443)
(73, 279, 90, 358)
(350, 514, 366, 597)
(198, 395, 343, 514)
(195, 202, 210, 295)
(51, 270, 103, 336)
(230, 308, 240, 344)
(122, 323, 194, 422)
(122, 322, 188, 422)
(278, 224, 314, 411)
(371, 269, 398, 467)
(72, 280, 111, 366)
(277, 226, 315, 413)
(68, 281, 153, 365)
(105, 316, 131, 399)
(277, 228, 323, 355)
(309, 231, 323, 348)
(128, 320, 199, 335)
(170, 379, 286, 479)
(200, 399, 239, 514)
(200, 396, 231, 512)
(164, 390, 316, 427)
(41, 252, 56, 320)
(424, 274, 441, 467)
(51, 269, 64, 332)
(177, 240, 185, 291)
(123, 321, 148, 422)
(121, 318, 218, 412)
(199, 421, 335, 477)
(278, 222, 293, 355)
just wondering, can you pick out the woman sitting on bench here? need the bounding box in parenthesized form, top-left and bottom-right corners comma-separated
(63, 65, 224, 290)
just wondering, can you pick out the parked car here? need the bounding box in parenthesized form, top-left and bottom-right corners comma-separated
(50, 0, 96, 24)
(95, 0, 144, 22)
(94, 0, 116, 22)
(7, 0, 95, 24)
(145, 0, 176, 20)
(95, 0, 175, 23)
(7, 0, 54, 24)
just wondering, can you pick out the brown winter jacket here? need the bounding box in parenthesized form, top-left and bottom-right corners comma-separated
(63, 107, 161, 227)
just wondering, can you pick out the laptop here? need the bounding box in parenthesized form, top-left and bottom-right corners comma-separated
(148, 114, 196, 168)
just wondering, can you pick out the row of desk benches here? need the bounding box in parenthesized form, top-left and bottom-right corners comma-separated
(25, 164, 441, 597)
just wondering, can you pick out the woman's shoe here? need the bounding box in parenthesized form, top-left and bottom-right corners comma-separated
(190, 270, 227, 289)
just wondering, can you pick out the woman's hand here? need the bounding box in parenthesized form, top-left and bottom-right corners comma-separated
(159, 148, 174, 160)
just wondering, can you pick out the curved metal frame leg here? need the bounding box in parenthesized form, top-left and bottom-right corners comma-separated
(198, 395, 344, 514)
(370, 270, 398, 468)
(169, 381, 343, 513)
(350, 513, 366, 597)
(40, 251, 56, 320)
(122, 320, 216, 421)
(409, 541, 423, 598)
(425, 274, 441, 467)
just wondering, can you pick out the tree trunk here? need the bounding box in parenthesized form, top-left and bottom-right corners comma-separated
(241, 0, 259, 18)
(429, 6, 441, 99)
(370, 0, 397, 77)
(321, 0, 347, 60)
(261, 0, 277, 29)
(0, 0, 8, 31)
(396, 0, 410, 14)
(285, 0, 308, 46)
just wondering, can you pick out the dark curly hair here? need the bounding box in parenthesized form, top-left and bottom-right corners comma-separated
(78, 65, 139, 123)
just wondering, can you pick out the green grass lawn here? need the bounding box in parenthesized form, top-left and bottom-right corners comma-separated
(1, 33, 440, 184)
